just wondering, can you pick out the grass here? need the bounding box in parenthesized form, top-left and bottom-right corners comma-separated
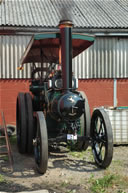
(0, 174, 6, 184)
(0, 134, 17, 146)
(61, 180, 70, 188)
(68, 150, 86, 159)
(68, 147, 94, 162)
(0, 138, 5, 145)
(89, 173, 128, 193)
(112, 159, 124, 167)
(90, 174, 116, 193)
(9, 135, 17, 145)
(1, 155, 9, 161)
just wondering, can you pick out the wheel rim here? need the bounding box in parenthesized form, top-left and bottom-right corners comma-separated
(16, 98, 20, 145)
(35, 140, 41, 165)
(25, 93, 34, 153)
(34, 122, 41, 165)
(92, 116, 107, 164)
(16, 93, 27, 153)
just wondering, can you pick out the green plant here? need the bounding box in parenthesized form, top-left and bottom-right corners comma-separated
(112, 159, 123, 167)
(10, 135, 17, 145)
(0, 174, 6, 183)
(2, 155, 9, 161)
(0, 138, 5, 145)
(61, 180, 70, 188)
(68, 150, 86, 159)
(90, 174, 116, 193)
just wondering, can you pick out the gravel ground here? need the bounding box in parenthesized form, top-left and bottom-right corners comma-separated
(0, 141, 128, 193)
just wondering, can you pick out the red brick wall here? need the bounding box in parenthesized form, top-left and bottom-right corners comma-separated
(78, 79, 114, 114)
(0, 79, 30, 125)
(0, 78, 128, 125)
(117, 79, 128, 107)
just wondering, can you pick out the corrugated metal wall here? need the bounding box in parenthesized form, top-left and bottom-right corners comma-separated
(73, 37, 128, 78)
(0, 35, 32, 78)
(0, 35, 128, 79)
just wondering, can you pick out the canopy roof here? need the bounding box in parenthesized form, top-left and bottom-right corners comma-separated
(20, 32, 95, 65)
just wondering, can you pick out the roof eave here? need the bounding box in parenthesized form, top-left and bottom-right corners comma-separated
(0, 26, 128, 36)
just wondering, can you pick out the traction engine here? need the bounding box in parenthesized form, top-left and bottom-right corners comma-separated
(16, 20, 113, 174)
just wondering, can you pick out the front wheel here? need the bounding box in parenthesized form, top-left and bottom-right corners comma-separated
(79, 91, 91, 150)
(74, 91, 91, 151)
(91, 108, 113, 168)
(34, 111, 48, 174)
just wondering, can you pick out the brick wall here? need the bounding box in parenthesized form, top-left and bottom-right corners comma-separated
(0, 79, 128, 125)
(78, 79, 114, 114)
(117, 79, 128, 107)
(0, 79, 30, 125)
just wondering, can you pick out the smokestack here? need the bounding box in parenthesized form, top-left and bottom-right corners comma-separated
(59, 20, 73, 90)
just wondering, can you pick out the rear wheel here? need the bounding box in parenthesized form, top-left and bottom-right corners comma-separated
(34, 111, 48, 174)
(91, 108, 113, 168)
(16, 93, 27, 154)
(25, 93, 34, 153)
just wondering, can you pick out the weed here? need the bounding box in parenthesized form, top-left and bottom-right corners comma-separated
(90, 174, 116, 193)
(112, 159, 123, 167)
(61, 180, 70, 188)
(89, 173, 94, 181)
(10, 135, 17, 145)
(2, 155, 9, 161)
(68, 151, 86, 159)
(0, 174, 6, 184)
(0, 138, 5, 145)
(89, 173, 128, 193)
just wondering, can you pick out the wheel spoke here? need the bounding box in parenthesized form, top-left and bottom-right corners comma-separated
(93, 142, 105, 162)
(98, 118, 103, 134)
(99, 142, 104, 156)
(93, 143, 101, 160)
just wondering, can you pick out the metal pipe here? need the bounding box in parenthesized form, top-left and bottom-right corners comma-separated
(59, 20, 73, 90)
(113, 78, 117, 107)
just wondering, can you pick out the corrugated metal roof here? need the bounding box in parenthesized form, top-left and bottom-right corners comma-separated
(0, 0, 128, 29)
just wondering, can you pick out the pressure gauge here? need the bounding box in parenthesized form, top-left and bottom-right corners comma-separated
(55, 79, 63, 89)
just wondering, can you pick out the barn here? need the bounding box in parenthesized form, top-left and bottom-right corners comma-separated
(0, 0, 128, 127)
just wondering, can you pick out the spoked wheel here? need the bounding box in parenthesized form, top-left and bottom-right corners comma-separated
(91, 108, 113, 168)
(76, 91, 91, 150)
(16, 93, 27, 153)
(25, 93, 34, 153)
(34, 111, 48, 174)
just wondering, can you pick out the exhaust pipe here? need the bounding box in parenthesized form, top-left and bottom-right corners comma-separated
(59, 20, 73, 90)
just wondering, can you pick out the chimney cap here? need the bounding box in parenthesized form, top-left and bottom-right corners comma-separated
(59, 20, 73, 28)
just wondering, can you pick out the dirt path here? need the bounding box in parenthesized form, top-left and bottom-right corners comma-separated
(0, 142, 128, 193)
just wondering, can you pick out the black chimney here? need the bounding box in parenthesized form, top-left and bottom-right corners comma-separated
(59, 20, 73, 90)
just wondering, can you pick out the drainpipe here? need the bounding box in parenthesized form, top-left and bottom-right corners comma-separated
(113, 78, 117, 107)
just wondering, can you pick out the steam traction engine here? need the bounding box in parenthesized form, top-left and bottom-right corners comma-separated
(16, 21, 113, 174)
